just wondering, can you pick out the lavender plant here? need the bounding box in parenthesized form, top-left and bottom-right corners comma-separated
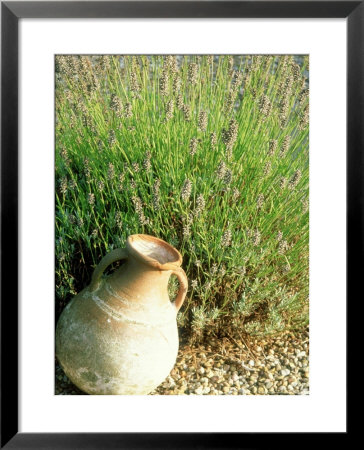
(55, 55, 309, 339)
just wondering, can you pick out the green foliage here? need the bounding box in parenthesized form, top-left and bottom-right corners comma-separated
(55, 55, 309, 338)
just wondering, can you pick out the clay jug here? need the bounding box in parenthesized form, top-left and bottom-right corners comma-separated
(55, 234, 188, 395)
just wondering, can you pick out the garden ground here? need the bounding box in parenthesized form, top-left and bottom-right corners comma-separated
(55, 326, 309, 395)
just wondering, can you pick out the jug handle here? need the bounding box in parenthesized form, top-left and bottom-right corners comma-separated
(90, 248, 128, 292)
(170, 267, 188, 312)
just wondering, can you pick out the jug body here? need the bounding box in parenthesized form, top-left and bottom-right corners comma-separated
(55, 234, 188, 395)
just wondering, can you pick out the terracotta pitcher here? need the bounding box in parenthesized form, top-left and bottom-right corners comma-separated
(55, 234, 188, 395)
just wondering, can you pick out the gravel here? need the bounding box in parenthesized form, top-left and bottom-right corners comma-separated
(55, 327, 309, 395)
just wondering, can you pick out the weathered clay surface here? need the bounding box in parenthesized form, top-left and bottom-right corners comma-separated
(56, 235, 188, 395)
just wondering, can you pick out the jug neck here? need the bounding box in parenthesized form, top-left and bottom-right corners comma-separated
(100, 234, 183, 308)
(126, 254, 170, 278)
(107, 254, 172, 307)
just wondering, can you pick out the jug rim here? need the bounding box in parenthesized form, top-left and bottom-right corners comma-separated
(126, 234, 182, 270)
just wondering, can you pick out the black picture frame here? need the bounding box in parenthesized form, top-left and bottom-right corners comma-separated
(1, 1, 357, 447)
